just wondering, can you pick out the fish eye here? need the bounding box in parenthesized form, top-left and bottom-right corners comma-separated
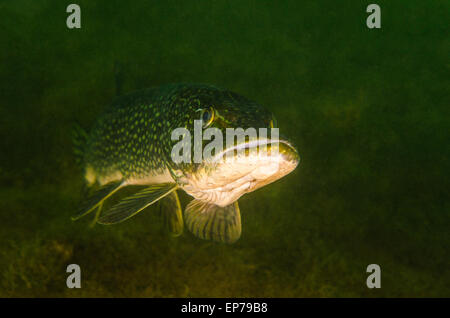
(201, 107, 215, 128)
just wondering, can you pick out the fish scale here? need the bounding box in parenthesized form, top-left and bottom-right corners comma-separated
(74, 83, 299, 244)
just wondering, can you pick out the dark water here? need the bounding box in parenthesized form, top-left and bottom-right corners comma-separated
(0, 0, 448, 297)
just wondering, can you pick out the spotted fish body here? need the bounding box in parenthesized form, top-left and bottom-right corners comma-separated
(74, 83, 299, 243)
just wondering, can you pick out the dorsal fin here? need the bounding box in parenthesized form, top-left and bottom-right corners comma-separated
(114, 61, 125, 96)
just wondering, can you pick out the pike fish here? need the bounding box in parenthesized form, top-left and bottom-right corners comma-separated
(72, 83, 299, 243)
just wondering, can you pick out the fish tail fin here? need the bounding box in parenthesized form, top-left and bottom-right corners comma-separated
(72, 122, 89, 167)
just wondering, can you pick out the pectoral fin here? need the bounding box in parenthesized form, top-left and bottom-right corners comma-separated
(184, 200, 241, 244)
(98, 183, 178, 224)
(159, 190, 183, 236)
(72, 181, 124, 221)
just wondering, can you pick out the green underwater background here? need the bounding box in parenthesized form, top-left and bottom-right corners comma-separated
(0, 0, 448, 297)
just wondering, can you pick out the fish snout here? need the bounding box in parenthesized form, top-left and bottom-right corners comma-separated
(278, 140, 300, 165)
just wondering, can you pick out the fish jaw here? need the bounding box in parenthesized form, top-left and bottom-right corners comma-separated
(181, 139, 299, 207)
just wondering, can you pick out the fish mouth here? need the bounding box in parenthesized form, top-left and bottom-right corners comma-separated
(183, 138, 300, 207)
(211, 138, 300, 164)
(276, 139, 300, 164)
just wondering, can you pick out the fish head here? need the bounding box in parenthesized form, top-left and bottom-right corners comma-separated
(171, 85, 299, 206)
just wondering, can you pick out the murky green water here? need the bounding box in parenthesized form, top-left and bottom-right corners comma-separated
(0, 0, 448, 297)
